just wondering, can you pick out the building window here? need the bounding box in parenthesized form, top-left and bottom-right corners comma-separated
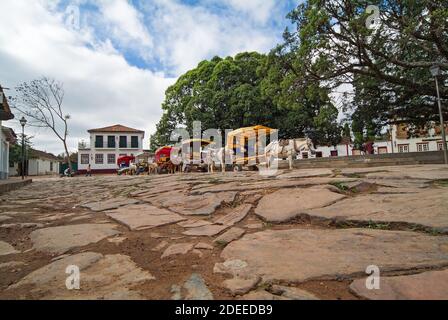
(131, 136, 139, 148)
(95, 154, 104, 164)
(107, 154, 116, 164)
(302, 152, 308, 159)
(119, 136, 127, 148)
(438, 141, 447, 151)
(330, 150, 338, 157)
(315, 151, 323, 158)
(107, 136, 116, 148)
(50, 162, 53, 171)
(81, 154, 89, 164)
(398, 144, 409, 153)
(416, 143, 429, 152)
(95, 135, 103, 148)
(378, 146, 388, 154)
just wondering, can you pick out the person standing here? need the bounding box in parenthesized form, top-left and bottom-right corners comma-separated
(86, 164, 92, 177)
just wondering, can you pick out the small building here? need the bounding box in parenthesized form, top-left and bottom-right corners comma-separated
(309, 137, 354, 158)
(0, 85, 15, 179)
(78, 124, 145, 174)
(391, 122, 448, 153)
(10, 149, 61, 176)
(28, 149, 61, 176)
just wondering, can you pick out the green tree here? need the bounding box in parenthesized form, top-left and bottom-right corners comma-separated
(277, 0, 447, 129)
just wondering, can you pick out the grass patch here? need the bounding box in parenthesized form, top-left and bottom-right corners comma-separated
(214, 240, 228, 248)
(329, 181, 349, 191)
(433, 179, 448, 187)
(366, 220, 391, 230)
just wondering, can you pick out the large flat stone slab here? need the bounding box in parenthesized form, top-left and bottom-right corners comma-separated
(105, 204, 186, 230)
(350, 269, 448, 300)
(7, 252, 155, 299)
(215, 228, 448, 283)
(81, 197, 139, 212)
(255, 188, 346, 222)
(149, 192, 237, 216)
(0, 241, 19, 256)
(214, 227, 245, 245)
(191, 178, 356, 195)
(161, 243, 194, 258)
(214, 204, 252, 226)
(183, 224, 228, 237)
(305, 189, 448, 231)
(30, 224, 120, 254)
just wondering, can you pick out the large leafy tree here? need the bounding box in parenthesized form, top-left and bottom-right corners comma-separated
(277, 0, 447, 131)
(151, 51, 342, 149)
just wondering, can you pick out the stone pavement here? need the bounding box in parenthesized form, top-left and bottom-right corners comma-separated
(0, 164, 447, 300)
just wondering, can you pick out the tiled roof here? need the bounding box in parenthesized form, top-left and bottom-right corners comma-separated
(0, 85, 14, 121)
(87, 124, 144, 134)
(1, 126, 16, 143)
(29, 148, 61, 161)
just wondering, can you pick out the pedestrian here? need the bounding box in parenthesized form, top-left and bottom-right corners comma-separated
(86, 164, 92, 177)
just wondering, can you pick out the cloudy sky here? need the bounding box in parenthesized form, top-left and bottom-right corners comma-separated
(0, 0, 298, 155)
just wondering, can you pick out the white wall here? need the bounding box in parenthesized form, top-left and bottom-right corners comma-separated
(0, 122, 10, 179)
(391, 125, 446, 153)
(310, 143, 353, 158)
(27, 159, 60, 176)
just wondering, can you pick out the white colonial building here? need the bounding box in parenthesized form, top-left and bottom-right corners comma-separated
(78, 124, 145, 173)
(0, 85, 15, 179)
(390, 122, 447, 153)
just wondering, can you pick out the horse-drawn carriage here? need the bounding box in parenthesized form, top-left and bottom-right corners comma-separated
(154, 146, 176, 174)
(179, 139, 212, 172)
(226, 125, 277, 171)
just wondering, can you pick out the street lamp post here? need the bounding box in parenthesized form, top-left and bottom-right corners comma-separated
(19, 116, 27, 180)
(430, 64, 448, 165)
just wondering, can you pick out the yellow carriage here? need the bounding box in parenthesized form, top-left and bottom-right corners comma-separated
(226, 125, 277, 171)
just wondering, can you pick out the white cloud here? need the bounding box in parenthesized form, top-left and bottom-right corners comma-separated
(140, 0, 281, 74)
(0, 0, 294, 155)
(220, 0, 277, 24)
(96, 0, 152, 47)
(0, 0, 174, 154)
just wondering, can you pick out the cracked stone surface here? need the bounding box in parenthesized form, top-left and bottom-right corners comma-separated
(183, 224, 228, 237)
(183, 273, 214, 300)
(30, 224, 120, 254)
(214, 204, 252, 226)
(81, 197, 139, 212)
(305, 188, 448, 231)
(216, 228, 448, 283)
(223, 275, 260, 295)
(195, 242, 214, 250)
(0, 241, 19, 256)
(255, 188, 346, 223)
(239, 290, 289, 300)
(214, 227, 245, 245)
(1, 165, 447, 300)
(0, 215, 12, 222)
(7, 252, 155, 299)
(161, 243, 194, 258)
(350, 269, 448, 300)
(270, 285, 319, 300)
(106, 204, 186, 230)
(145, 191, 237, 216)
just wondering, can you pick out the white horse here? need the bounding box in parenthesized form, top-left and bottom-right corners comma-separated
(265, 138, 315, 170)
(205, 147, 234, 173)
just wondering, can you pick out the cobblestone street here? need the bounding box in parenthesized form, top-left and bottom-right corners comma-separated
(1, 165, 448, 300)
